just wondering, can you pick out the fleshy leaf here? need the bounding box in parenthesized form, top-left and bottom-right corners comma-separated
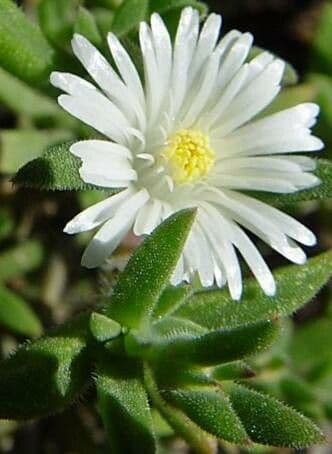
(145, 321, 278, 365)
(107, 209, 196, 329)
(13, 142, 102, 191)
(211, 362, 255, 381)
(252, 160, 332, 207)
(153, 285, 192, 319)
(0, 286, 42, 337)
(96, 359, 156, 454)
(38, 0, 78, 50)
(111, 0, 149, 36)
(74, 7, 102, 46)
(164, 388, 249, 444)
(175, 250, 332, 330)
(0, 314, 91, 419)
(0, 0, 55, 85)
(89, 312, 121, 342)
(150, 0, 207, 16)
(226, 384, 324, 448)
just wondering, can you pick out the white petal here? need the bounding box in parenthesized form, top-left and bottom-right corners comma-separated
(213, 59, 285, 137)
(71, 34, 139, 124)
(189, 13, 222, 85)
(50, 71, 96, 94)
(58, 93, 129, 144)
(107, 32, 145, 106)
(71, 140, 132, 161)
(223, 191, 316, 246)
(133, 199, 163, 235)
(222, 216, 276, 296)
(64, 188, 133, 234)
(171, 7, 199, 117)
(199, 203, 243, 300)
(214, 32, 253, 93)
(193, 220, 215, 287)
(244, 51, 274, 87)
(81, 189, 149, 268)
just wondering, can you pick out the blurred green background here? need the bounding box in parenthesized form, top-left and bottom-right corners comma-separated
(0, 0, 331, 452)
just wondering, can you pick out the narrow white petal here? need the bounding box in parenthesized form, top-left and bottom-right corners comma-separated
(211, 174, 297, 193)
(171, 7, 199, 117)
(214, 59, 285, 137)
(193, 221, 215, 287)
(64, 188, 133, 234)
(71, 33, 140, 124)
(214, 32, 253, 93)
(71, 140, 132, 161)
(224, 191, 317, 246)
(199, 203, 242, 300)
(58, 93, 129, 143)
(133, 199, 163, 235)
(79, 165, 136, 188)
(81, 189, 149, 268)
(189, 13, 222, 84)
(244, 51, 274, 86)
(107, 32, 145, 105)
(50, 71, 96, 94)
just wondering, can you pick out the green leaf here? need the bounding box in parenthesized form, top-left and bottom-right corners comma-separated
(107, 209, 196, 329)
(38, 0, 79, 51)
(164, 388, 249, 444)
(0, 286, 42, 337)
(0, 0, 55, 86)
(211, 362, 255, 381)
(0, 314, 91, 419)
(96, 359, 156, 454)
(146, 321, 278, 365)
(13, 142, 101, 191)
(74, 7, 102, 47)
(89, 312, 121, 342)
(0, 129, 74, 174)
(111, 0, 149, 37)
(175, 250, 332, 330)
(251, 160, 332, 207)
(0, 240, 43, 281)
(153, 285, 192, 319)
(226, 384, 324, 448)
(150, 0, 207, 16)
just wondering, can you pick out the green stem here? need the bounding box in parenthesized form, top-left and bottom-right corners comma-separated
(143, 363, 217, 454)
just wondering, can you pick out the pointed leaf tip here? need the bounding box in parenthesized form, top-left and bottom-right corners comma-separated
(106, 209, 196, 329)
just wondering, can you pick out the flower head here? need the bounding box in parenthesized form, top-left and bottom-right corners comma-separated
(51, 7, 323, 300)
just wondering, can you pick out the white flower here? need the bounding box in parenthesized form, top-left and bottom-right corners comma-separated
(50, 7, 324, 300)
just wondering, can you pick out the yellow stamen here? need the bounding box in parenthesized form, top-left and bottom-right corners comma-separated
(163, 129, 215, 184)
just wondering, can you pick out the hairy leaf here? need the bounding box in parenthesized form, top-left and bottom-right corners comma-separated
(175, 250, 332, 330)
(107, 209, 195, 329)
(164, 388, 249, 444)
(0, 314, 91, 419)
(147, 321, 278, 365)
(13, 142, 101, 191)
(89, 312, 121, 342)
(211, 362, 255, 381)
(96, 359, 156, 454)
(226, 384, 324, 448)
(0, 286, 42, 337)
(0, 0, 55, 85)
(153, 285, 192, 319)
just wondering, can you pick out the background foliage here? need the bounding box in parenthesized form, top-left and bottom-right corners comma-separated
(0, 0, 331, 453)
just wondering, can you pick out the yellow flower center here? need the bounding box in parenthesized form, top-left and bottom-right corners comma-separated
(163, 129, 215, 184)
